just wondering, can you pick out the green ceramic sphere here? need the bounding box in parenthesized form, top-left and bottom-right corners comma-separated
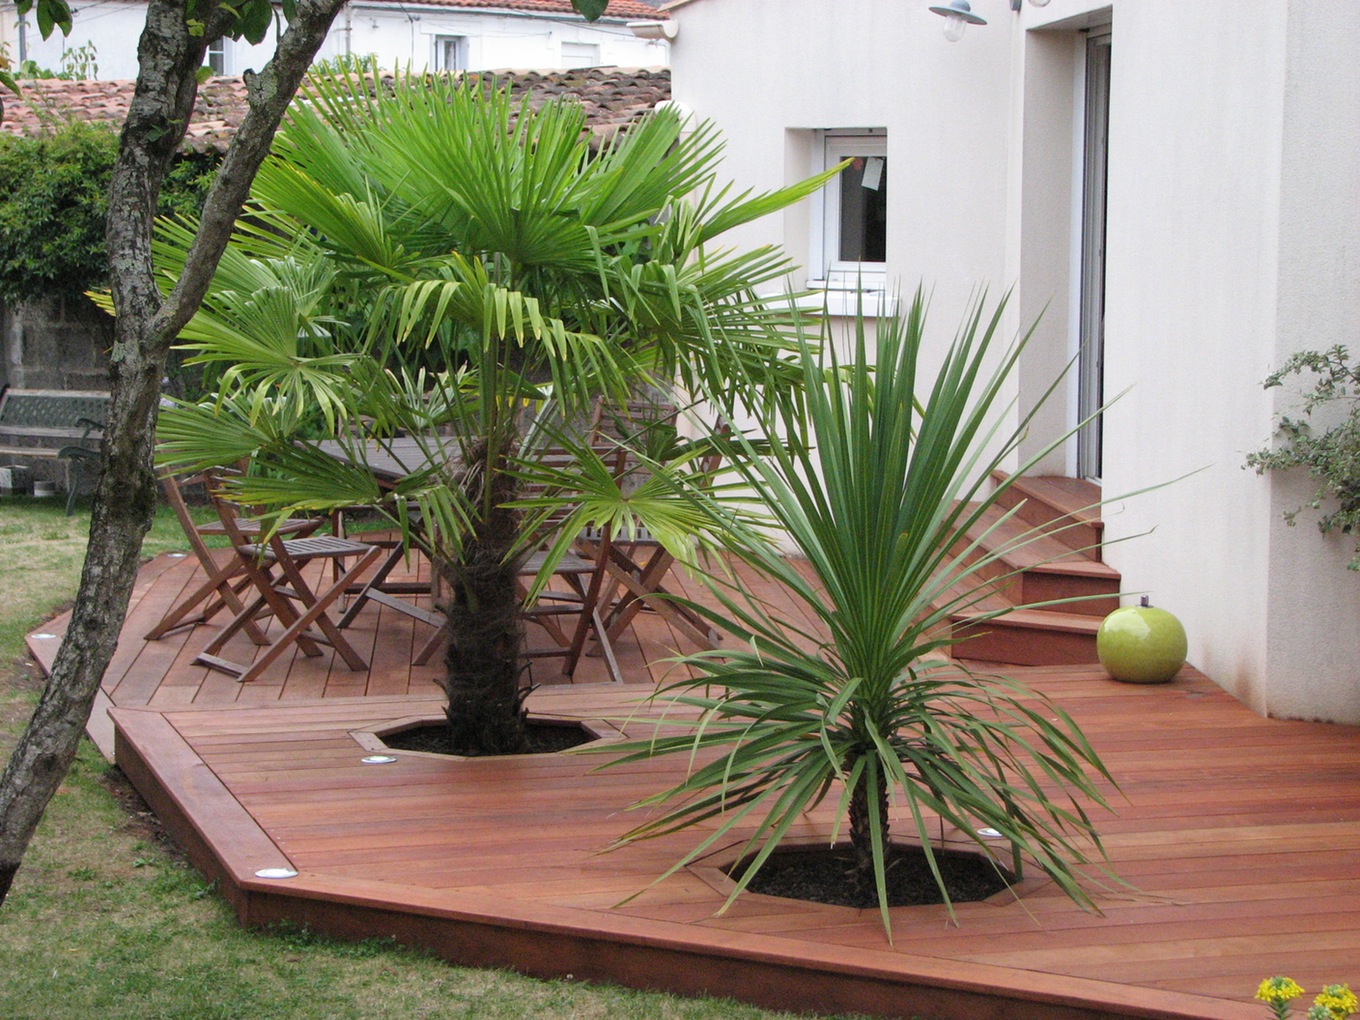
(1096, 605, 1187, 684)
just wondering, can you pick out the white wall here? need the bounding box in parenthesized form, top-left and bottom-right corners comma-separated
(1095, 0, 1290, 714)
(1093, 0, 1360, 725)
(671, 0, 1012, 321)
(670, 0, 1360, 722)
(1262, 0, 1360, 721)
(9, 1, 667, 81)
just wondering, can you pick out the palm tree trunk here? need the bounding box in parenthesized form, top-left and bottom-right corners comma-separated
(439, 440, 530, 755)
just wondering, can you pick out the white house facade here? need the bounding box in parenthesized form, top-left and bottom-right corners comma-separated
(1, 0, 669, 81)
(665, 0, 1360, 724)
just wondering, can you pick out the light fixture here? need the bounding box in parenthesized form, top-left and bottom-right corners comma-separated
(929, 0, 986, 42)
(254, 867, 299, 879)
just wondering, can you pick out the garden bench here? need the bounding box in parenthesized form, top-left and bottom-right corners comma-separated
(0, 387, 110, 513)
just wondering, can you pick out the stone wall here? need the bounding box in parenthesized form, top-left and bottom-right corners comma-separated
(0, 296, 113, 498)
(1, 295, 113, 391)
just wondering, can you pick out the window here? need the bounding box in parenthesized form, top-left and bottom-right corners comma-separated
(812, 130, 888, 297)
(561, 42, 600, 68)
(206, 37, 228, 76)
(432, 35, 467, 73)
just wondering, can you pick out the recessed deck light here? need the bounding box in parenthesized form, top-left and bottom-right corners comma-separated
(976, 828, 1003, 839)
(361, 754, 397, 764)
(254, 867, 298, 879)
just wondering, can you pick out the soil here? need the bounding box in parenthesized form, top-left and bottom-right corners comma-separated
(381, 720, 592, 756)
(736, 844, 1012, 909)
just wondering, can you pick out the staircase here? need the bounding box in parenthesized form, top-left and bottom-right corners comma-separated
(934, 473, 1118, 666)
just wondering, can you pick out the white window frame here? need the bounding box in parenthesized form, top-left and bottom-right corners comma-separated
(206, 36, 229, 76)
(432, 35, 467, 73)
(809, 129, 889, 313)
(561, 41, 601, 69)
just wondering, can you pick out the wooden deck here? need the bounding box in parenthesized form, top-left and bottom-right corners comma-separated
(27, 548, 1360, 1020)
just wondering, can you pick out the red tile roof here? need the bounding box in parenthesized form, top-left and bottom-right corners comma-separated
(370, 0, 667, 15)
(0, 66, 671, 154)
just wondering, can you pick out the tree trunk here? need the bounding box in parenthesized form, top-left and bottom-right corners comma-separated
(0, 0, 347, 906)
(440, 440, 530, 755)
(848, 763, 890, 901)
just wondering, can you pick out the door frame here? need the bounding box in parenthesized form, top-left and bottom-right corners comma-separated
(1076, 29, 1111, 482)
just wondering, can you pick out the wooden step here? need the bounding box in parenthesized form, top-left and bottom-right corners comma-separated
(952, 503, 1120, 617)
(927, 475, 1116, 666)
(949, 605, 1104, 666)
(990, 472, 1103, 561)
(928, 575, 1105, 665)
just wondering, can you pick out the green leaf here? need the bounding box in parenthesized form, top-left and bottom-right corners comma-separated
(33, 0, 73, 38)
(572, 0, 608, 22)
(234, 0, 273, 44)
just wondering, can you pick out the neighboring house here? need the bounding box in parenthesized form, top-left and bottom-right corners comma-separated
(664, 0, 1360, 725)
(0, 0, 669, 81)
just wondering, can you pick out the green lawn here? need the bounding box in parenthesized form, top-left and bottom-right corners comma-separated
(0, 496, 849, 1020)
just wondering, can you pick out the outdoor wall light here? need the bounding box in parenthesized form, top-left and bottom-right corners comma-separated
(928, 0, 986, 42)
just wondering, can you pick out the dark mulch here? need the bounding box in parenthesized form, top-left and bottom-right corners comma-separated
(381, 720, 592, 756)
(736, 844, 1012, 909)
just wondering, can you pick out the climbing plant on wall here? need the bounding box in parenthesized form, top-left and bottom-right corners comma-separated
(0, 121, 218, 304)
(1248, 345, 1360, 570)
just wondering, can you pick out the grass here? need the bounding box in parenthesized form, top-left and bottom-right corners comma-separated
(0, 495, 856, 1020)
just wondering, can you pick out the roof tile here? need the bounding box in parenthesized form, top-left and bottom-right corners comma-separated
(0, 66, 670, 154)
(371, 0, 667, 15)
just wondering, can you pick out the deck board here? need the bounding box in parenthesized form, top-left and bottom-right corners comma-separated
(30, 548, 1360, 1020)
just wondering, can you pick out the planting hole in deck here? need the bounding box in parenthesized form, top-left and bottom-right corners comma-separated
(356, 715, 608, 758)
(719, 841, 1015, 909)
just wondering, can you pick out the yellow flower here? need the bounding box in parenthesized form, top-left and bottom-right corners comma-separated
(1314, 984, 1359, 1019)
(1258, 977, 1306, 1005)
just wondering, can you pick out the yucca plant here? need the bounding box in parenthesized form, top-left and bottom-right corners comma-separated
(599, 290, 1119, 937)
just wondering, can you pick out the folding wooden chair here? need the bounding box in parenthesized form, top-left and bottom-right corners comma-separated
(578, 404, 725, 651)
(144, 469, 320, 643)
(513, 432, 631, 683)
(337, 517, 446, 666)
(193, 471, 384, 683)
(520, 521, 622, 683)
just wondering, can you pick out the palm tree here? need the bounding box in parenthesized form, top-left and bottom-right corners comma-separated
(155, 64, 834, 754)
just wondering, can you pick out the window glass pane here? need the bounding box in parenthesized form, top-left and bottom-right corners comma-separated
(207, 39, 226, 75)
(837, 155, 887, 263)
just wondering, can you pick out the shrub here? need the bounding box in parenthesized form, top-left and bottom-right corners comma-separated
(1247, 346, 1360, 569)
(0, 121, 219, 303)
